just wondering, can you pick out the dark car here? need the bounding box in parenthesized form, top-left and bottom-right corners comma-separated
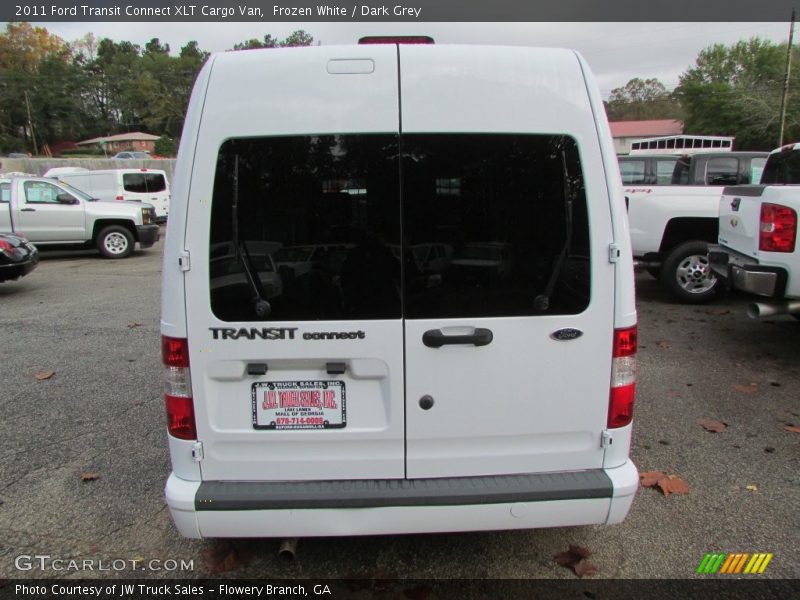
(0, 233, 39, 282)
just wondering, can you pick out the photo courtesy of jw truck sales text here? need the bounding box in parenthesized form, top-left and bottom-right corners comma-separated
(161, 39, 637, 538)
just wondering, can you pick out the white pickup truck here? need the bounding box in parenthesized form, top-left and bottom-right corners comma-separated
(709, 143, 800, 318)
(621, 151, 767, 302)
(0, 176, 160, 258)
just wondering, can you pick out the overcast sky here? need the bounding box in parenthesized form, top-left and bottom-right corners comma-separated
(40, 21, 793, 97)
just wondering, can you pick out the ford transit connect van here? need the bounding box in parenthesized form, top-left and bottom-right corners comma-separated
(51, 168, 170, 221)
(161, 43, 638, 539)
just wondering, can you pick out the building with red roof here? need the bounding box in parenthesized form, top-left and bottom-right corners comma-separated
(609, 119, 684, 154)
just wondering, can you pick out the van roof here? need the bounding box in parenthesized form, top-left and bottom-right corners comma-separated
(202, 45, 596, 141)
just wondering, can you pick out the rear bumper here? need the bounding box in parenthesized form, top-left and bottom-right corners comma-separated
(165, 461, 638, 538)
(0, 255, 39, 282)
(708, 245, 787, 298)
(136, 224, 160, 248)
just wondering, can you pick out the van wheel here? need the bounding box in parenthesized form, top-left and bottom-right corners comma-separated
(97, 226, 134, 259)
(660, 241, 718, 303)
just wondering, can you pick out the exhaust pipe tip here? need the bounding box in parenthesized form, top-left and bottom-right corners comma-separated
(277, 538, 299, 563)
(747, 301, 800, 319)
(747, 303, 764, 319)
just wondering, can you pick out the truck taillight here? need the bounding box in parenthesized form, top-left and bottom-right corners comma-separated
(759, 203, 797, 253)
(609, 326, 637, 429)
(162, 336, 196, 440)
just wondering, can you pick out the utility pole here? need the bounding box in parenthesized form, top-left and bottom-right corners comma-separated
(24, 91, 39, 156)
(778, 9, 795, 147)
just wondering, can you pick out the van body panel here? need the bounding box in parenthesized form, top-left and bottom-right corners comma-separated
(183, 46, 405, 481)
(161, 57, 215, 340)
(163, 44, 638, 536)
(575, 52, 637, 330)
(400, 46, 613, 478)
(56, 168, 171, 219)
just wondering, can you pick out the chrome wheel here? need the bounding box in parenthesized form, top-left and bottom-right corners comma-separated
(675, 253, 716, 294)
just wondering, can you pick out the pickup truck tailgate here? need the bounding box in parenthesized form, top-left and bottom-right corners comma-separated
(718, 185, 765, 257)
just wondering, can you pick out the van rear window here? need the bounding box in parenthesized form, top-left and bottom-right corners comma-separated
(209, 134, 590, 321)
(123, 173, 166, 193)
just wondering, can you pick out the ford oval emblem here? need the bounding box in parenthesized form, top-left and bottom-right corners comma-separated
(550, 328, 583, 341)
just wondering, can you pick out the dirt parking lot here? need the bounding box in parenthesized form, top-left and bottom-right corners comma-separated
(1, 231, 798, 583)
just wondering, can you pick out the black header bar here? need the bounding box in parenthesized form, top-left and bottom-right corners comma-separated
(3, 0, 798, 22)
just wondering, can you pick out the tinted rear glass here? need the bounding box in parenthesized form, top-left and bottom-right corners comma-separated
(402, 134, 589, 319)
(761, 150, 800, 184)
(705, 157, 739, 185)
(619, 159, 646, 184)
(210, 135, 401, 321)
(655, 158, 678, 184)
(208, 134, 590, 321)
(123, 173, 166, 193)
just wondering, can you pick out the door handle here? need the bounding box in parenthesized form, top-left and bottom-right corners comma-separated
(422, 328, 493, 348)
(20, 208, 35, 212)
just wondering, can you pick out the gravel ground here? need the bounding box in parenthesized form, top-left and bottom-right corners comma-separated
(0, 231, 798, 585)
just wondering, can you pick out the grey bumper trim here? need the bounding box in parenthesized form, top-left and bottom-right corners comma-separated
(730, 265, 779, 297)
(195, 470, 613, 511)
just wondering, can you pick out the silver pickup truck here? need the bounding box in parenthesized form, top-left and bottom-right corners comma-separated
(0, 176, 159, 258)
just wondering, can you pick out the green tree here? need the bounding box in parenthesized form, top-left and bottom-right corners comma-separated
(0, 22, 69, 152)
(605, 78, 682, 121)
(231, 30, 314, 51)
(154, 135, 177, 156)
(676, 38, 800, 149)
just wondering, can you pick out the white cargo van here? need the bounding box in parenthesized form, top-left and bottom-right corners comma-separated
(51, 168, 170, 221)
(161, 42, 639, 539)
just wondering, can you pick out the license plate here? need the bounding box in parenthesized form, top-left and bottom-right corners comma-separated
(251, 380, 346, 430)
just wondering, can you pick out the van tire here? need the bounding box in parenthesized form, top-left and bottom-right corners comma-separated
(660, 241, 718, 304)
(97, 225, 134, 259)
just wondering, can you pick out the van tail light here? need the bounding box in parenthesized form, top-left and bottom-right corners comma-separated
(162, 336, 196, 440)
(115, 195, 124, 201)
(608, 326, 637, 429)
(759, 203, 797, 253)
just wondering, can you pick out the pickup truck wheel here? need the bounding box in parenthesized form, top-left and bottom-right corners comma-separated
(660, 241, 718, 303)
(97, 226, 134, 259)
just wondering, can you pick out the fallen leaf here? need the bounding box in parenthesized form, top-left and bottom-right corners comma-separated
(568, 544, 592, 558)
(554, 551, 578, 567)
(80, 472, 100, 482)
(655, 340, 671, 349)
(201, 541, 252, 574)
(640, 471, 666, 487)
(33, 371, 55, 380)
(746, 485, 758, 492)
(554, 546, 598, 578)
(784, 426, 800, 433)
(127, 321, 143, 328)
(657, 475, 690, 496)
(733, 383, 758, 394)
(697, 418, 727, 433)
(573, 559, 600, 578)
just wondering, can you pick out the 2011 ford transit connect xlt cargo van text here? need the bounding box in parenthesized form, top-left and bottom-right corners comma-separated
(161, 43, 639, 539)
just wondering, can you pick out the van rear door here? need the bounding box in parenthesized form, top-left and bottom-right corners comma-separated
(183, 46, 405, 481)
(399, 46, 615, 478)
